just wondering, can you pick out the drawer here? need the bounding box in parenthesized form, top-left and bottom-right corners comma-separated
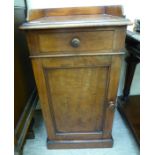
(28, 29, 116, 55)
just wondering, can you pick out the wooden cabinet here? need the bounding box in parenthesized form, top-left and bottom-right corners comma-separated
(21, 6, 131, 149)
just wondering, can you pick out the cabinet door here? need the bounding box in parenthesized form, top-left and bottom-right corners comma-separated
(31, 55, 122, 140)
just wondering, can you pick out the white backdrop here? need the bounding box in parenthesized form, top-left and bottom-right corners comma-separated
(14, 0, 141, 31)
(25, 0, 140, 27)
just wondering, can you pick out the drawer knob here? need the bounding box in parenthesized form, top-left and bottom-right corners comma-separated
(71, 38, 80, 48)
(108, 101, 116, 112)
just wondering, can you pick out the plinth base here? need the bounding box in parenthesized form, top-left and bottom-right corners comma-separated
(47, 137, 113, 149)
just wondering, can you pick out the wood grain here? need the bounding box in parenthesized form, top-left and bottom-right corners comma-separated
(103, 55, 123, 138)
(27, 5, 123, 21)
(21, 14, 131, 30)
(38, 30, 114, 53)
(23, 6, 129, 149)
(47, 138, 113, 149)
(31, 56, 113, 141)
(26, 27, 126, 56)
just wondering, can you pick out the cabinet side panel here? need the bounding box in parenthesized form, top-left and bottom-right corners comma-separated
(31, 59, 55, 139)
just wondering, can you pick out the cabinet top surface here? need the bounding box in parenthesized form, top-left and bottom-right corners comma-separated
(20, 14, 131, 30)
(20, 6, 131, 30)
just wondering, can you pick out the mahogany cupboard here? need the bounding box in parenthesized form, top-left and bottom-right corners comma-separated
(21, 6, 131, 149)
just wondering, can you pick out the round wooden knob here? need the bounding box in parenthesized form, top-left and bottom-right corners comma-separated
(71, 38, 80, 48)
(108, 101, 116, 112)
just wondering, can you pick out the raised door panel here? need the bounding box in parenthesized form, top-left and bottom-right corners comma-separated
(31, 55, 120, 140)
(45, 66, 108, 133)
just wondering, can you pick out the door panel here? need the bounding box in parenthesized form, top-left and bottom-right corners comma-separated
(44, 66, 109, 133)
(31, 55, 119, 140)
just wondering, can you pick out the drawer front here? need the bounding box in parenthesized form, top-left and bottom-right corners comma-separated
(27, 27, 126, 56)
(27, 28, 126, 55)
(38, 30, 114, 53)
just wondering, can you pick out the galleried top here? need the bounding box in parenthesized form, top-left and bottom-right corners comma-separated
(20, 5, 132, 30)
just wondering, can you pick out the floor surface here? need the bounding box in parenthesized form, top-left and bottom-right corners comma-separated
(23, 110, 139, 155)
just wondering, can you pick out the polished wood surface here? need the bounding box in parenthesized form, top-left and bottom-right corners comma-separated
(32, 55, 116, 139)
(47, 138, 113, 149)
(27, 5, 124, 21)
(23, 6, 130, 149)
(31, 55, 122, 148)
(26, 27, 126, 56)
(21, 14, 131, 29)
(33, 30, 114, 52)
